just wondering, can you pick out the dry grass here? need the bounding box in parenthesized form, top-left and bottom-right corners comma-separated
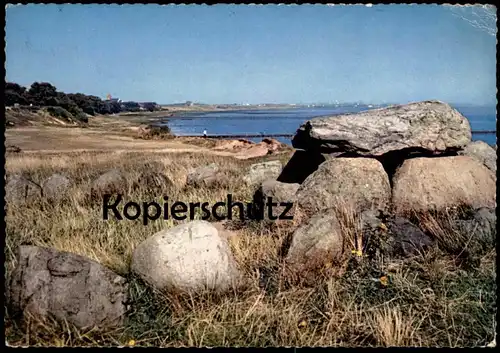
(4, 150, 496, 347)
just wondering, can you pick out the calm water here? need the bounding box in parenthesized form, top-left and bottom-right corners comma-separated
(161, 104, 497, 146)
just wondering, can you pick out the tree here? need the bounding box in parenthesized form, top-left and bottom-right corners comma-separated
(67, 93, 97, 115)
(142, 102, 158, 112)
(28, 82, 58, 106)
(447, 4, 497, 37)
(5, 82, 29, 106)
(122, 101, 140, 112)
(5, 91, 28, 106)
(5, 82, 27, 95)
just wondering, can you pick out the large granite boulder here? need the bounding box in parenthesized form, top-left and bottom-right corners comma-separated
(91, 169, 127, 197)
(392, 156, 496, 214)
(7, 246, 129, 330)
(296, 158, 391, 214)
(292, 100, 471, 155)
(131, 221, 242, 293)
(284, 210, 345, 281)
(186, 163, 223, 187)
(243, 160, 283, 186)
(458, 140, 497, 173)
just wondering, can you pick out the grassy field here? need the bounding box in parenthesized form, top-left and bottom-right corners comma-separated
(4, 146, 496, 347)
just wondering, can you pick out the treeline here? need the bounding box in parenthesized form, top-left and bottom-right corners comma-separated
(5, 82, 159, 123)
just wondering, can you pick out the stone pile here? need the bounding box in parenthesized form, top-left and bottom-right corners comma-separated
(277, 100, 496, 215)
(253, 100, 496, 277)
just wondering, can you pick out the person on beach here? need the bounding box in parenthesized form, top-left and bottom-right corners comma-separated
(203, 129, 207, 138)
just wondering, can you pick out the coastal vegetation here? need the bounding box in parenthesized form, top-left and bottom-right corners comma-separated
(5, 81, 159, 124)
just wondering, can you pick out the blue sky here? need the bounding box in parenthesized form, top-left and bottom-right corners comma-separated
(5, 4, 497, 105)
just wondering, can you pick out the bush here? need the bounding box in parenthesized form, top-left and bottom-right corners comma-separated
(46, 106, 74, 121)
(74, 111, 89, 123)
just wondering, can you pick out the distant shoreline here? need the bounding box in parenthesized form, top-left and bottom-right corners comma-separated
(119, 104, 309, 124)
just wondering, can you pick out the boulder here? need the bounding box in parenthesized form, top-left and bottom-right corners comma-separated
(284, 210, 345, 277)
(131, 221, 241, 293)
(91, 169, 127, 197)
(458, 140, 497, 173)
(392, 156, 496, 214)
(243, 160, 283, 185)
(7, 246, 128, 330)
(252, 179, 299, 221)
(292, 100, 471, 155)
(5, 174, 43, 204)
(296, 158, 391, 214)
(186, 163, 221, 187)
(42, 174, 71, 202)
(386, 217, 434, 258)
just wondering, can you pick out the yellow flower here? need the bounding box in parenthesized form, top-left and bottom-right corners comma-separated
(298, 320, 307, 329)
(351, 250, 363, 257)
(128, 339, 136, 346)
(379, 276, 389, 287)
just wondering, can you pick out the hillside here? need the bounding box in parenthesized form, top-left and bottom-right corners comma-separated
(5, 106, 88, 127)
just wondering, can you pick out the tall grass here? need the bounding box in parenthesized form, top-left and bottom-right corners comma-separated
(4, 150, 496, 347)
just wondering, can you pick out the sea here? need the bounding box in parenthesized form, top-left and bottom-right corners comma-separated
(160, 104, 497, 146)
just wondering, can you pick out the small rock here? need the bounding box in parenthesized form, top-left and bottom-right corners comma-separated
(91, 169, 127, 197)
(131, 220, 242, 293)
(42, 174, 71, 202)
(243, 160, 283, 185)
(7, 246, 128, 330)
